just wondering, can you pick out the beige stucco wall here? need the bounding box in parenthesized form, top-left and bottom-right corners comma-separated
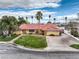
(20, 29, 60, 36)
(13, 31, 23, 35)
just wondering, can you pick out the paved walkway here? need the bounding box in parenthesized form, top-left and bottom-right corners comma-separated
(45, 34, 79, 51)
(9, 34, 23, 43)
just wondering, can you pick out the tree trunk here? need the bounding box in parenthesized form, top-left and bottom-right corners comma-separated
(8, 27, 12, 36)
(38, 20, 40, 24)
(2, 30, 9, 36)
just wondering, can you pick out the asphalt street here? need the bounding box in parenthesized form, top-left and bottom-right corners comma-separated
(0, 44, 79, 59)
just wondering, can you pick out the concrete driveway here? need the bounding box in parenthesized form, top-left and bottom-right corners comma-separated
(45, 34, 79, 51)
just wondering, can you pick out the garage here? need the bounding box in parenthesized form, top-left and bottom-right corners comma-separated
(47, 31, 60, 36)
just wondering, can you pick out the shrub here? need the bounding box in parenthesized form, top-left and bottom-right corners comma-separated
(70, 44, 79, 49)
(71, 29, 79, 37)
(0, 34, 18, 41)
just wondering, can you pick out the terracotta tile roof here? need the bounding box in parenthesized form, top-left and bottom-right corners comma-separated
(19, 23, 61, 31)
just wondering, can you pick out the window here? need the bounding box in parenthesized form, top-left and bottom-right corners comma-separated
(29, 29, 35, 32)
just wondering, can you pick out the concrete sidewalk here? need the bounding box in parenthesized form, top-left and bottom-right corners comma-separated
(9, 34, 23, 43)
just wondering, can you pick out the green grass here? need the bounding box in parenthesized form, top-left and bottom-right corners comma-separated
(14, 35, 47, 48)
(0, 34, 18, 41)
(70, 44, 79, 49)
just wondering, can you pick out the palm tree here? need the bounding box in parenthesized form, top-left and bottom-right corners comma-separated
(25, 16, 30, 24)
(26, 16, 28, 20)
(31, 16, 33, 23)
(49, 15, 51, 22)
(65, 17, 67, 24)
(65, 17, 67, 30)
(47, 15, 52, 24)
(35, 11, 43, 24)
(53, 18, 56, 24)
(35, 11, 43, 34)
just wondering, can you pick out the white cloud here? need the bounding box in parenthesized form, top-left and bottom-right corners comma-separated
(53, 14, 78, 23)
(27, 10, 56, 16)
(0, 11, 78, 23)
(0, 10, 56, 17)
(0, 0, 61, 8)
(56, 14, 78, 20)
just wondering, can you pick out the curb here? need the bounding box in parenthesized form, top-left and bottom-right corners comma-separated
(9, 34, 23, 43)
(13, 44, 79, 53)
(64, 30, 79, 41)
(0, 42, 8, 44)
(15, 44, 47, 52)
(0, 42, 79, 53)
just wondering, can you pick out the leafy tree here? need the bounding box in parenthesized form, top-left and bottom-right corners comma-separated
(0, 16, 18, 36)
(8, 16, 18, 34)
(35, 11, 43, 23)
(71, 28, 79, 37)
(18, 16, 28, 25)
(70, 22, 79, 37)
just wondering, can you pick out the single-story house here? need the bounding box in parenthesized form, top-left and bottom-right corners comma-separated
(19, 23, 63, 36)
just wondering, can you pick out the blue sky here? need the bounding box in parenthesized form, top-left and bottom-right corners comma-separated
(0, 0, 78, 15)
(0, 0, 78, 23)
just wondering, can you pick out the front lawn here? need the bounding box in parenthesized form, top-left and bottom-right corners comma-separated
(14, 35, 47, 48)
(0, 34, 18, 41)
(70, 44, 79, 49)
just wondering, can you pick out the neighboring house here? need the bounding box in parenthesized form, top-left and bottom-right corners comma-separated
(19, 23, 63, 36)
(69, 22, 79, 33)
(13, 31, 23, 35)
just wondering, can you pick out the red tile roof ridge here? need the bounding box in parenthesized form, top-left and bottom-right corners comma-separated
(19, 23, 60, 31)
